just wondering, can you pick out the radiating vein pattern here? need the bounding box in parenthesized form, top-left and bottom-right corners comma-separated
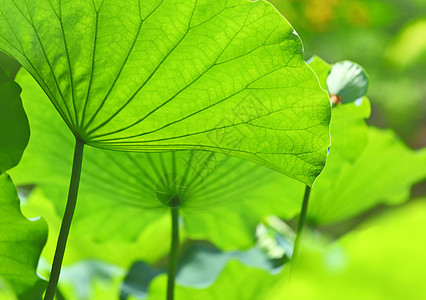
(0, 0, 331, 185)
(12, 68, 305, 243)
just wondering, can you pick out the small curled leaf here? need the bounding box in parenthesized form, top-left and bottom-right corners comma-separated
(326, 61, 369, 105)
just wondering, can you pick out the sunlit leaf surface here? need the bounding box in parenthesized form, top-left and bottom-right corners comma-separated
(0, 0, 331, 185)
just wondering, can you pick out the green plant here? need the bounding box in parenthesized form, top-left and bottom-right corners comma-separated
(0, 1, 425, 300)
(0, 0, 331, 298)
(0, 66, 47, 299)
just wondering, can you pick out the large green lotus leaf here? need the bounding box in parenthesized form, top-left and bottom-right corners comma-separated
(308, 127, 426, 225)
(273, 200, 426, 300)
(0, 0, 331, 186)
(0, 174, 47, 299)
(147, 260, 279, 300)
(11, 68, 304, 252)
(0, 65, 29, 173)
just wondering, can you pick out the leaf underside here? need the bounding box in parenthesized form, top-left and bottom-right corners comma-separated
(0, 0, 330, 185)
(11, 68, 304, 249)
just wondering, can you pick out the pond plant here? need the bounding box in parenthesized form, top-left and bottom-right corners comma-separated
(0, 1, 425, 299)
